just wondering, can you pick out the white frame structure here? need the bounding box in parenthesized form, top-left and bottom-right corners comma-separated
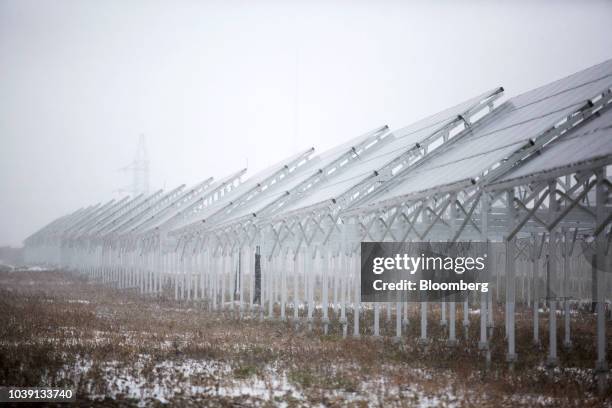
(24, 60, 612, 392)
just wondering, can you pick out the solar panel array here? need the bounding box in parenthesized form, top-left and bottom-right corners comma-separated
(24, 58, 612, 266)
(22, 60, 612, 374)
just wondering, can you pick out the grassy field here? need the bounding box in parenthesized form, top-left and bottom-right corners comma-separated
(0, 267, 610, 407)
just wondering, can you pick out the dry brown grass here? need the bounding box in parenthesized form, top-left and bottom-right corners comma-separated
(0, 269, 610, 407)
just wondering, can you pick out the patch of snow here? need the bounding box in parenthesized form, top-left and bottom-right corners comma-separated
(68, 299, 91, 304)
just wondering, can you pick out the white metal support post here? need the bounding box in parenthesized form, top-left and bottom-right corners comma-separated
(506, 189, 518, 364)
(547, 180, 558, 368)
(533, 235, 541, 346)
(479, 194, 489, 351)
(420, 300, 428, 343)
(374, 302, 380, 337)
(595, 167, 608, 395)
(280, 252, 287, 321)
(322, 251, 329, 334)
(448, 193, 457, 346)
(341, 252, 348, 338)
(563, 228, 573, 349)
(353, 249, 361, 338)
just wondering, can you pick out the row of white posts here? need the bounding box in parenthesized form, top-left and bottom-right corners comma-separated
(23, 181, 610, 395)
(24, 230, 610, 395)
(44, 223, 608, 361)
(76, 240, 608, 355)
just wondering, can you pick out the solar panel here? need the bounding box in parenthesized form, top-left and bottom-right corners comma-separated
(364, 59, 612, 207)
(492, 105, 612, 186)
(170, 148, 315, 235)
(266, 87, 503, 218)
(207, 126, 392, 229)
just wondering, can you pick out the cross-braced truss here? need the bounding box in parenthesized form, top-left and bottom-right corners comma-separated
(23, 60, 612, 382)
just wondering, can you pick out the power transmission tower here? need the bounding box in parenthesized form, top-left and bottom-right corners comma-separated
(118, 134, 150, 195)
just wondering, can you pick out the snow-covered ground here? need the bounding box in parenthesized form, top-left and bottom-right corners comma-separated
(52, 354, 465, 407)
(2, 269, 609, 407)
(0, 262, 54, 272)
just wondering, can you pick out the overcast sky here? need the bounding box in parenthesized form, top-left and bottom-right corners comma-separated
(1, 0, 612, 247)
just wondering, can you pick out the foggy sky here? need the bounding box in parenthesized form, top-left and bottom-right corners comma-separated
(1, 0, 612, 247)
